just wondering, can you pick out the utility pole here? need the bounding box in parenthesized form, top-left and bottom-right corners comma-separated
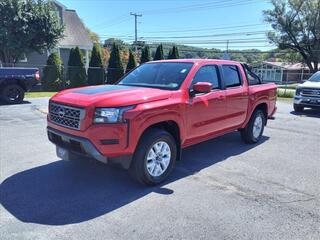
(130, 12, 142, 54)
(226, 40, 229, 53)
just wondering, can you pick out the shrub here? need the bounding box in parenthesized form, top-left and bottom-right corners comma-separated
(140, 45, 151, 64)
(67, 47, 87, 88)
(42, 52, 63, 91)
(88, 44, 104, 85)
(154, 44, 164, 60)
(168, 46, 180, 59)
(126, 50, 137, 73)
(107, 43, 124, 84)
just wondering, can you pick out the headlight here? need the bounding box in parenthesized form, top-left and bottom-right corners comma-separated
(295, 88, 302, 96)
(94, 106, 135, 123)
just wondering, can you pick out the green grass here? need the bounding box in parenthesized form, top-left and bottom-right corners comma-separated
(277, 88, 295, 98)
(25, 92, 57, 98)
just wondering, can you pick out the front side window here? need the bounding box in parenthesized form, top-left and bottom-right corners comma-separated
(191, 65, 220, 89)
(118, 62, 193, 90)
(222, 65, 241, 88)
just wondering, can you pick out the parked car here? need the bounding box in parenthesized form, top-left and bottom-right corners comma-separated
(47, 59, 277, 185)
(294, 71, 320, 112)
(0, 67, 40, 104)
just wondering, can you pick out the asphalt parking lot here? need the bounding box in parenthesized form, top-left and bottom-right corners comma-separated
(0, 98, 319, 240)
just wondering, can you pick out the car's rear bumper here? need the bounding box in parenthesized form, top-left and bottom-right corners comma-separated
(294, 96, 320, 107)
(47, 127, 132, 168)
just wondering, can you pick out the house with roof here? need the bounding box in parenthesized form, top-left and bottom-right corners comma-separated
(254, 61, 313, 84)
(16, 0, 93, 69)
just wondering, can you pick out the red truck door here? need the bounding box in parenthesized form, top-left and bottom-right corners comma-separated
(186, 65, 228, 141)
(221, 65, 249, 128)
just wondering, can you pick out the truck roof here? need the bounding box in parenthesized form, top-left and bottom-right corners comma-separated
(148, 59, 240, 65)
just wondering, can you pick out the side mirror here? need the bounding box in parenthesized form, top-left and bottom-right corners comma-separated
(192, 82, 212, 94)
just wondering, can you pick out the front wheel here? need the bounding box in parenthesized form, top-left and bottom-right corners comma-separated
(293, 104, 304, 112)
(240, 109, 266, 144)
(129, 128, 177, 185)
(1, 84, 25, 104)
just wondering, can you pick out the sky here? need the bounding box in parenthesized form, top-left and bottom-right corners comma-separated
(58, 0, 274, 50)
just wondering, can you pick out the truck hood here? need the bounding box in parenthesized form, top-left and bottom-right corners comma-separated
(50, 84, 172, 107)
(298, 81, 320, 89)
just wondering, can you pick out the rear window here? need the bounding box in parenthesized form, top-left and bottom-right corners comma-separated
(222, 65, 241, 88)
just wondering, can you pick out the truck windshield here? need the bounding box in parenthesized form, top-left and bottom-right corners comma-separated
(308, 71, 320, 82)
(118, 62, 193, 90)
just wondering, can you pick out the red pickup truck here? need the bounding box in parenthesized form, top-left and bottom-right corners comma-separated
(47, 59, 277, 185)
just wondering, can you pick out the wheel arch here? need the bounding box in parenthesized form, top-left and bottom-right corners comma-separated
(241, 101, 268, 129)
(138, 120, 182, 161)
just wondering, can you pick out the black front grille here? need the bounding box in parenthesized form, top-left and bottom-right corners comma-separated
(301, 88, 320, 97)
(49, 102, 85, 130)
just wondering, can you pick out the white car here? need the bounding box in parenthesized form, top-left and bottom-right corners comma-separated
(294, 71, 320, 112)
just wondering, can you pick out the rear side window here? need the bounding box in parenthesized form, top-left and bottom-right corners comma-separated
(222, 65, 241, 88)
(192, 65, 220, 89)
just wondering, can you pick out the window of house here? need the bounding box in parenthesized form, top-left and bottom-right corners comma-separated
(222, 65, 241, 88)
(18, 53, 28, 63)
(191, 65, 220, 89)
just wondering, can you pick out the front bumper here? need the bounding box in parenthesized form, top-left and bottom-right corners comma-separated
(294, 95, 320, 107)
(47, 127, 132, 168)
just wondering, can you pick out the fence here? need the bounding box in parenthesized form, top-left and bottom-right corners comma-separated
(253, 68, 314, 84)
(0, 64, 126, 91)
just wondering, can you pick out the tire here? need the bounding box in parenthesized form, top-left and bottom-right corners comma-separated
(1, 84, 25, 104)
(129, 128, 177, 186)
(293, 104, 304, 112)
(240, 109, 266, 144)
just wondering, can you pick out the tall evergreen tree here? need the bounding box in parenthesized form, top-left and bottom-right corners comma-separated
(88, 44, 104, 85)
(107, 43, 124, 84)
(67, 48, 75, 66)
(42, 52, 63, 91)
(68, 46, 87, 88)
(153, 44, 164, 60)
(126, 50, 137, 73)
(140, 45, 151, 63)
(168, 46, 180, 59)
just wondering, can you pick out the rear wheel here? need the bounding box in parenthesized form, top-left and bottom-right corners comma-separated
(240, 109, 265, 144)
(293, 104, 304, 112)
(1, 84, 25, 104)
(129, 128, 177, 185)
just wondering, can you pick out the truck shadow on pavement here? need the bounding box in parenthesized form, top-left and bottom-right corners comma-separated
(290, 109, 320, 118)
(0, 132, 269, 225)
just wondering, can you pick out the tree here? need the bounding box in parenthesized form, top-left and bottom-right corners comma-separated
(67, 47, 87, 88)
(88, 44, 104, 85)
(126, 50, 137, 73)
(107, 43, 124, 84)
(140, 45, 151, 63)
(0, 0, 64, 64)
(86, 28, 100, 44)
(168, 46, 180, 59)
(154, 44, 164, 60)
(264, 0, 320, 72)
(42, 53, 63, 91)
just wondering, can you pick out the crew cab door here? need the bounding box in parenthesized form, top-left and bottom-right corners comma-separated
(186, 65, 228, 141)
(221, 64, 249, 128)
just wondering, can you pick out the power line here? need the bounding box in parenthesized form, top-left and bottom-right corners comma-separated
(141, 23, 270, 34)
(141, 0, 263, 15)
